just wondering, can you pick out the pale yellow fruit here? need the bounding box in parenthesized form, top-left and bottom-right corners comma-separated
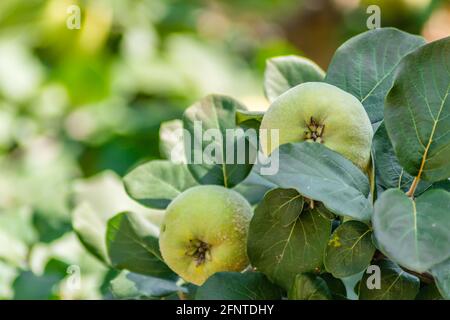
(159, 185, 252, 285)
(260, 82, 373, 170)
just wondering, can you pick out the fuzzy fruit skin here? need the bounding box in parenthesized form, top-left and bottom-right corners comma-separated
(159, 185, 253, 285)
(260, 82, 373, 170)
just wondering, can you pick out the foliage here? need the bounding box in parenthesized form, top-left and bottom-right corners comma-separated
(104, 28, 449, 300)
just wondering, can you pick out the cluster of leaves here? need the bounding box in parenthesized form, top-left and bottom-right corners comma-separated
(72, 28, 450, 300)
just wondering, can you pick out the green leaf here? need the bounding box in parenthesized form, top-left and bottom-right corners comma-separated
(430, 258, 450, 300)
(326, 28, 425, 124)
(372, 122, 431, 195)
(106, 212, 175, 278)
(159, 119, 186, 163)
(100, 269, 120, 296)
(72, 203, 110, 264)
(264, 55, 325, 102)
(255, 142, 372, 221)
(44, 259, 70, 279)
(288, 274, 332, 300)
(13, 271, 62, 300)
(321, 273, 347, 299)
(236, 110, 264, 130)
(32, 208, 72, 244)
(123, 160, 197, 209)
(110, 271, 185, 300)
(430, 179, 450, 192)
(359, 260, 420, 300)
(415, 283, 443, 300)
(195, 272, 283, 300)
(247, 188, 332, 289)
(324, 221, 376, 278)
(13, 273, 59, 300)
(373, 189, 450, 272)
(233, 171, 277, 205)
(385, 36, 450, 182)
(183, 94, 256, 188)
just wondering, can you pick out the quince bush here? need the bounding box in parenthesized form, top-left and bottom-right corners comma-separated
(73, 28, 450, 300)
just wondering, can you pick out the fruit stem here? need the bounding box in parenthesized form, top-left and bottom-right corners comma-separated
(406, 176, 420, 198)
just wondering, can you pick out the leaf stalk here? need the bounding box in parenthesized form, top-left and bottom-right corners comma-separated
(406, 176, 420, 197)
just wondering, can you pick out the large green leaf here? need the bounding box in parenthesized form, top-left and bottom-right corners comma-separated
(183, 94, 256, 188)
(372, 189, 450, 272)
(233, 171, 277, 205)
(110, 271, 185, 300)
(195, 272, 283, 300)
(123, 160, 197, 209)
(106, 212, 175, 278)
(430, 258, 450, 300)
(326, 28, 425, 124)
(372, 122, 431, 195)
(255, 142, 372, 221)
(385, 36, 450, 182)
(264, 55, 325, 102)
(324, 221, 375, 278)
(247, 188, 332, 290)
(288, 273, 332, 300)
(359, 260, 420, 300)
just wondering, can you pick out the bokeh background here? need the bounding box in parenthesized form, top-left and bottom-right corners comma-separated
(0, 0, 449, 299)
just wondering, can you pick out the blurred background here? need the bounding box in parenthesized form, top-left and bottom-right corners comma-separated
(0, 0, 449, 299)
